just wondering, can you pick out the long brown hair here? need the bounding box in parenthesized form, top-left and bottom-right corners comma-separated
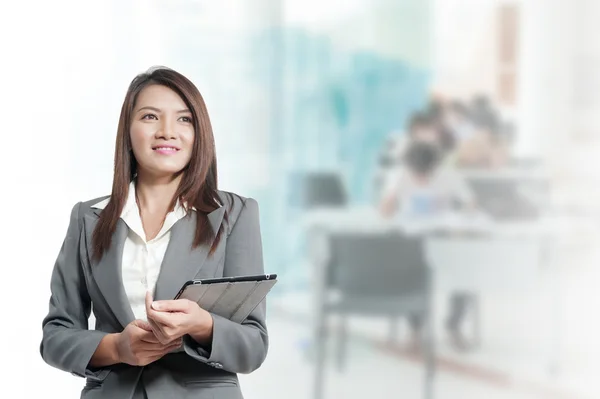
(92, 66, 226, 261)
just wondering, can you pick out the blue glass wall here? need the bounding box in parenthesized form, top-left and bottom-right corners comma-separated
(247, 26, 431, 288)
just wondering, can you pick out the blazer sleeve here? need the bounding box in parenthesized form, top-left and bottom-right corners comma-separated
(183, 197, 269, 374)
(40, 202, 110, 381)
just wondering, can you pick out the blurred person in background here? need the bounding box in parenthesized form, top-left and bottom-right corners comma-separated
(398, 112, 449, 153)
(397, 111, 455, 164)
(379, 127, 478, 351)
(380, 140, 474, 218)
(374, 112, 449, 200)
(441, 100, 476, 144)
(40, 67, 269, 398)
(470, 94, 500, 133)
(454, 121, 511, 168)
(379, 110, 470, 217)
(454, 95, 510, 169)
(425, 97, 458, 154)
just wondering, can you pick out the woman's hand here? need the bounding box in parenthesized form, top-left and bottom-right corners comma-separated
(145, 292, 214, 346)
(115, 319, 182, 366)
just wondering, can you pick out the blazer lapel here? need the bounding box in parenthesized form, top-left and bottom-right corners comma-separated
(84, 210, 135, 328)
(153, 206, 226, 301)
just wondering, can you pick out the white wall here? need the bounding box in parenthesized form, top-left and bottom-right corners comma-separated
(431, 0, 499, 99)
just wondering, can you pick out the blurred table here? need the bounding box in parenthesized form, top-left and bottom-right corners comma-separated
(302, 206, 593, 238)
(303, 206, 600, 290)
(303, 207, 552, 292)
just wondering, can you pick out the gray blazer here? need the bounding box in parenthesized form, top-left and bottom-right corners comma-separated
(40, 191, 268, 399)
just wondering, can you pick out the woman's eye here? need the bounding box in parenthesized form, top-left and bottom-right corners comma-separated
(142, 114, 157, 120)
(179, 116, 193, 123)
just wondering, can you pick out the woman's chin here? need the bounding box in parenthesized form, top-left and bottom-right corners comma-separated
(138, 165, 186, 178)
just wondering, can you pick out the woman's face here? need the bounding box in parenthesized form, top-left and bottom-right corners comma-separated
(130, 84, 195, 178)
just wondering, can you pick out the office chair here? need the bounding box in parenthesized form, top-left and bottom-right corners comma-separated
(311, 231, 435, 399)
(300, 171, 348, 210)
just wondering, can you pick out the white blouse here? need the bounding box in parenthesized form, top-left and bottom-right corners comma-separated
(91, 181, 190, 321)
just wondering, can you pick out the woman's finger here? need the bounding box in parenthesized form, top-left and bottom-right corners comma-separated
(145, 292, 172, 325)
(147, 316, 181, 345)
(140, 331, 161, 344)
(142, 345, 171, 354)
(147, 308, 175, 327)
(146, 318, 167, 342)
(134, 319, 154, 332)
(139, 341, 182, 365)
(140, 340, 180, 353)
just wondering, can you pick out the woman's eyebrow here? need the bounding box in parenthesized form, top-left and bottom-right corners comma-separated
(136, 106, 161, 113)
(136, 106, 191, 114)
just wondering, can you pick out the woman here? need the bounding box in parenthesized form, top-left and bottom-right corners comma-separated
(40, 67, 268, 399)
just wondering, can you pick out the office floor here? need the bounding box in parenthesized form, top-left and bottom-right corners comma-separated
(241, 317, 546, 399)
(241, 260, 600, 399)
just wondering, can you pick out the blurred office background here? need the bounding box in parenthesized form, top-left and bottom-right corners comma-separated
(1, 0, 600, 398)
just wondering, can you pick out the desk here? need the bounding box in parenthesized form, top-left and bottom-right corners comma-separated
(302, 206, 590, 237)
(302, 207, 558, 292)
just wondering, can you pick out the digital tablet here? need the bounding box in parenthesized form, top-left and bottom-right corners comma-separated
(174, 274, 278, 300)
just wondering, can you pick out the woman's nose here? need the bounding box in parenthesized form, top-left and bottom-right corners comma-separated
(157, 118, 177, 139)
